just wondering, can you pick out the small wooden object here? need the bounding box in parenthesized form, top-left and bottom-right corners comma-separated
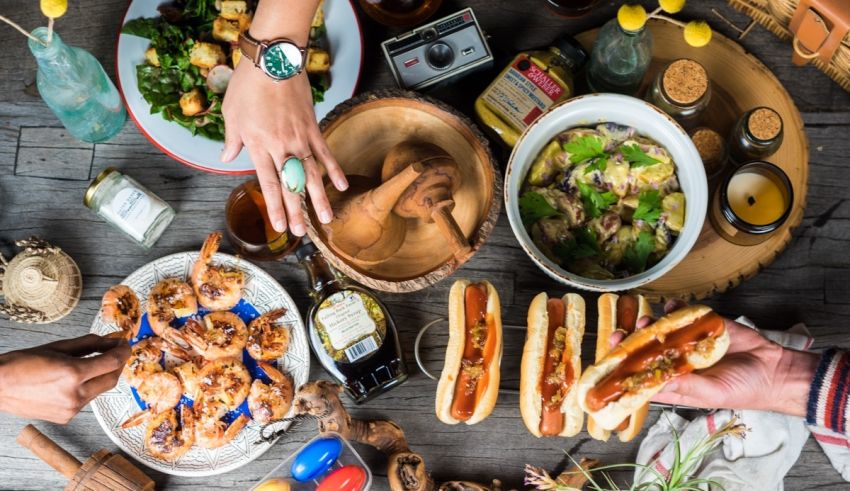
(575, 20, 808, 301)
(17, 424, 155, 491)
(323, 162, 425, 264)
(381, 141, 471, 259)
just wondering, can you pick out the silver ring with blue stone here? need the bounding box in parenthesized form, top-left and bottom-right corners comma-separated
(280, 155, 309, 194)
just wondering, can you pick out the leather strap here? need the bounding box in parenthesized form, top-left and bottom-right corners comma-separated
(789, 0, 850, 66)
(238, 31, 263, 67)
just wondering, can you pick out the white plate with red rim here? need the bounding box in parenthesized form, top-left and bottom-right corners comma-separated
(116, 0, 363, 175)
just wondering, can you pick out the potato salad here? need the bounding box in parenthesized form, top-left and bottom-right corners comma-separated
(519, 123, 685, 279)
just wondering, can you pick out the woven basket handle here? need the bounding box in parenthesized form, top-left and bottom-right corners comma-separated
(789, 0, 850, 65)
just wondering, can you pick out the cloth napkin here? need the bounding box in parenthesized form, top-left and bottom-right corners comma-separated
(633, 318, 850, 490)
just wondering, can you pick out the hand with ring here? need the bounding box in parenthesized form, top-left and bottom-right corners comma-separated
(220, 0, 348, 237)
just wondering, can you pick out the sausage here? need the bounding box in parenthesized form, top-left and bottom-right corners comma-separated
(539, 299, 574, 436)
(450, 284, 491, 421)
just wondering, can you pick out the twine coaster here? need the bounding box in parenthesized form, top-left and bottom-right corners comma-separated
(0, 238, 82, 324)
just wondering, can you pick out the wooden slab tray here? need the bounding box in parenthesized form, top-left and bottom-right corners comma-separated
(304, 90, 501, 293)
(576, 19, 808, 301)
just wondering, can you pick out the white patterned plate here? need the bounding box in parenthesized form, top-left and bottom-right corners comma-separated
(90, 252, 309, 476)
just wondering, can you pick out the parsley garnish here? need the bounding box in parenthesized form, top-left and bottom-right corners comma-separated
(577, 182, 618, 219)
(583, 156, 608, 175)
(632, 190, 663, 226)
(564, 135, 607, 164)
(623, 231, 655, 273)
(554, 227, 600, 264)
(519, 191, 559, 226)
(622, 144, 661, 168)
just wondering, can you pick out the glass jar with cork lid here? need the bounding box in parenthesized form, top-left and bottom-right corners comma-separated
(647, 59, 711, 129)
(729, 107, 784, 164)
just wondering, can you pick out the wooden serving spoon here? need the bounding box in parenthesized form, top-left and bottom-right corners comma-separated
(381, 141, 471, 259)
(323, 162, 425, 265)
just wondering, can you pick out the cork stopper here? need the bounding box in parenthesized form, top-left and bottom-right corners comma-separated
(690, 127, 726, 176)
(747, 107, 782, 141)
(662, 59, 709, 105)
(0, 238, 82, 324)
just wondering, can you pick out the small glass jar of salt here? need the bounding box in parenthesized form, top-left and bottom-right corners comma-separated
(84, 168, 175, 248)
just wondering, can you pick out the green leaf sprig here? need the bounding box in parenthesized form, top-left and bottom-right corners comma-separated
(623, 231, 655, 273)
(633, 190, 663, 226)
(564, 135, 608, 164)
(519, 191, 559, 226)
(577, 182, 618, 219)
(622, 144, 662, 168)
(554, 227, 601, 264)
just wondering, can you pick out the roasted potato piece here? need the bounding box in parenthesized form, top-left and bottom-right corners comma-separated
(537, 217, 573, 246)
(213, 17, 240, 43)
(219, 0, 248, 20)
(535, 188, 586, 227)
(189, 42, 226, 69)
(144, 47, 160, 67)
(311, 0, 325, 27)
(232, 48, 243, 67)
(237, 12, 252, 32)
(589, 212, 622, 243)
(603, 157, 630, 197)
(604, 225, 636, 266)
(306, 48, 330, 74)
(527, 140, 564, 187)
(662, 192, 685, 232)
(179, 88, 205, 117)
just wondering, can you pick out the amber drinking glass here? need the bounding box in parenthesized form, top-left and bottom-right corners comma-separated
(544, 0, 600, 17)
(225, 179, 301, 261)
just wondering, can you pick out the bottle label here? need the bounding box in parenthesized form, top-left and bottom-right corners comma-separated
(315, 290, 385, 363)
(102, 187, 156, 241)
(480, 54, 565, 132)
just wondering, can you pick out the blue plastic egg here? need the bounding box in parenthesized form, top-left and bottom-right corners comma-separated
(290, 436, 343, 482)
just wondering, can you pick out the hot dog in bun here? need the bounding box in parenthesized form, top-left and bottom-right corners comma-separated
(587, 293, 652, 442)
(578, 305, 730, 431)
(520, 292, 585, 437)
(436, 279, 503, 425)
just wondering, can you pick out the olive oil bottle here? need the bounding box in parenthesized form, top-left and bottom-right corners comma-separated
(296, 242, 408, 403)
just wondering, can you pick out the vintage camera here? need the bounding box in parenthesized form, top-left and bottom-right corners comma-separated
(381, 8, 493, 91)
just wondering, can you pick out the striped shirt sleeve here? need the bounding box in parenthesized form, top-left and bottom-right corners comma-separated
(807, 348, 850, 434)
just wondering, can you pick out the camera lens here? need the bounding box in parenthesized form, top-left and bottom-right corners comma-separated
(426, 42, 454, 70)
(422, 28, 438, 42)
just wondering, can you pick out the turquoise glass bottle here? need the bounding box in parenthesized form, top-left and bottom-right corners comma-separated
(27, 27, 126, 143)
(586, 18, 653, 95)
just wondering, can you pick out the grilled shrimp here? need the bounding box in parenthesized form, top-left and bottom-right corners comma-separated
(123, 337, 189, 388)
(172, 358, 203, 399)
(246, 309, 291, 361)
(191, 232, 245, 311)
(193, 399, 250, 449)
(180, 312, 247, 361)
(121, 372, 183, 429)
(148, 278, 198, 345)
(101, 285, 142, 339)
(145, 406, 195, 461)
(248, 362, 294, 425)
(195, 358, 251, 410)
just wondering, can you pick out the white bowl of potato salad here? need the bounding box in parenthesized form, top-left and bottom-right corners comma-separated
(504, 94, 707, 292)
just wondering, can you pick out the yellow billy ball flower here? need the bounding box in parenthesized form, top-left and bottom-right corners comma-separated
(41, 0, 68, 18)
(684, 20, 712, 47)
(659, 0, 686, 14)
(617, 4, 647, 32)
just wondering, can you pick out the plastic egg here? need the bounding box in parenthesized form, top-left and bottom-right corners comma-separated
(316, 465, 367, 491)
(290, 436, 343, 482)
(254, 478, 292, 491)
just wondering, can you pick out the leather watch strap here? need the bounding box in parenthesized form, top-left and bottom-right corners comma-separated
(238, 31, 263, 66)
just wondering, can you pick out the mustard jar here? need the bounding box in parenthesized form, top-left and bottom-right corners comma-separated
(475, 35, 587, 147)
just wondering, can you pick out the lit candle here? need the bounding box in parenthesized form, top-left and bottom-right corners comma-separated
(710, 161, 793, 246)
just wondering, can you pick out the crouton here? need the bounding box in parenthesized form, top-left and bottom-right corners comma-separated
(212, 16, 240, 43)
(232, 48, 242, 67)
(306, 48, 330, 74)
(189, 42, 226, 69)
(179, 88, 205, 116)
(237, 12, 252, 32)
(219, 0, 248, 20)
(144, 47, 160, 67)
(311, 0, 324, 28)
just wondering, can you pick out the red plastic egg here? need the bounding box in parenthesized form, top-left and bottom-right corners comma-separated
(316, 465, 367, 491)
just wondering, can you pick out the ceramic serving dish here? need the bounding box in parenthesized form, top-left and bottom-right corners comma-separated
(504, 93, 707, 292)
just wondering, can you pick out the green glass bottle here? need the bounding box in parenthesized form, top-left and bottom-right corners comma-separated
(586, 17, 653, 95)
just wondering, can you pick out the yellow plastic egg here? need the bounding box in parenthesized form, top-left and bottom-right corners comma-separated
(40, 0, 68, 18)
(254, 479, 292, 491)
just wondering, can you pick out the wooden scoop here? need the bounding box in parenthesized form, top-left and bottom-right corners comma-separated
(381, 141, 471, 258)
(323, 162, 425, 265)
(17, 424, 155, 490)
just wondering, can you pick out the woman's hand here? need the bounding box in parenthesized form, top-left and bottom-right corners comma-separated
(610, 300, 819, 417)
(0, 335, 130, 424)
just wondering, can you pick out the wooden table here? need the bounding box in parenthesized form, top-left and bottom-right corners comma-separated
(1, 0, 848, 489)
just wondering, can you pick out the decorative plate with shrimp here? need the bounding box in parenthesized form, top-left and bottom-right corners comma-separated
(90, 233, 310, 476)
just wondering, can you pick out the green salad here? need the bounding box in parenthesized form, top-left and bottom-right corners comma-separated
(122, 0, 331, 141)
(519, 123, 686, 279)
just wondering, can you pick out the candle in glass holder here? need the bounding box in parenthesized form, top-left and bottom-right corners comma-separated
(709, 161, 793, 246)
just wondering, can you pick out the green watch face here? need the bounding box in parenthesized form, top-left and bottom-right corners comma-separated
(261, 41, 303, 80)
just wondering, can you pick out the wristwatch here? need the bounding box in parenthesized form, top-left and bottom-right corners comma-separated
(238, 31, 306, 81)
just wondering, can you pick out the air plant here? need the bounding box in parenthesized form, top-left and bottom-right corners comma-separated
(525, 415, 749, 491)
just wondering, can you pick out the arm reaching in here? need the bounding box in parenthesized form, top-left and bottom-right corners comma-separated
(0, 334, 130, 424)
(221, 0, 348, 236)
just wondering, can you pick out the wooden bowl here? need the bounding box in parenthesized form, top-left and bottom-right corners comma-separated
(304, 90, 501, 293)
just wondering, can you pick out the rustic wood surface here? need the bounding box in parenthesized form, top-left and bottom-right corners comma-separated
(0, 1, 849, 490)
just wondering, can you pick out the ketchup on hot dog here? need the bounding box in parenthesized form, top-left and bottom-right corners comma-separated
(587, 312, 725, 412)
(450, 283, 492, 421)
(538, 298, 574, 436)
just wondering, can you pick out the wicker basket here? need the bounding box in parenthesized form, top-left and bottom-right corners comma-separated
(729, 0, 850, 91)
